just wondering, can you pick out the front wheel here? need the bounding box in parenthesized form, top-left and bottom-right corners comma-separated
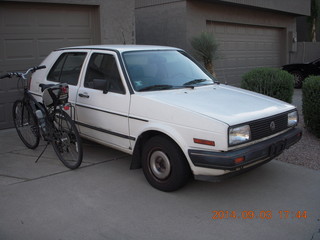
(12, 100, 40, 149)
(142, 135, 191, 192)
(51, 109, 83, 169)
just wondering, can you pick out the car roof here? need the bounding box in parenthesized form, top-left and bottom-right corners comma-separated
(56, 44, 181, 53)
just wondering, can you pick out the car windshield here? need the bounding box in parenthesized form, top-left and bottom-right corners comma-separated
(123, 50, 217, 91)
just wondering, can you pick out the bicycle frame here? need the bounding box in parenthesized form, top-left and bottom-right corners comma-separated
(23, 88, 51, 138)
(26, 86, 74, 142)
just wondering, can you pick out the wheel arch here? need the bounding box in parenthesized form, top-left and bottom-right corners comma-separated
(130, 129, 189, 170)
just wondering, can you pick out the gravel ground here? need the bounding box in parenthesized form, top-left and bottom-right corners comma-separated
(275, 89, 320, 170)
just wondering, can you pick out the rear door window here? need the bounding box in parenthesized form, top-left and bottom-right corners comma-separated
(47, 52, 87, 85)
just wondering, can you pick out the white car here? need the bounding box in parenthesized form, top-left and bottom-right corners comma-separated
(30, 45, 302, 191)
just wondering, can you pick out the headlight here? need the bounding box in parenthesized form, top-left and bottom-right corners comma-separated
(229, 125, 251, 146)
(288, 111, 298, 127)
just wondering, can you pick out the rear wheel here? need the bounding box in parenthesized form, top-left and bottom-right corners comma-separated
(142, 135, 191, 192)
(12, 100, 40, 149)
(51, 109, 83, 169)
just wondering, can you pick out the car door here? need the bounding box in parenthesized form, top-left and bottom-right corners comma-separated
(75, 50, 132, 151)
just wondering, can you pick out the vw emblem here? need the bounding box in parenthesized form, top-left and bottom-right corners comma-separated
(270, 121, 276, 131)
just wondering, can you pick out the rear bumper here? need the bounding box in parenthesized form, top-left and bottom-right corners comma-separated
(189, 128, 302, 180)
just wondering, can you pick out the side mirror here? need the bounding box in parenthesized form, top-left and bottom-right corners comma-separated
(93, 79, 110, 94)
(103, 81, 111, 94)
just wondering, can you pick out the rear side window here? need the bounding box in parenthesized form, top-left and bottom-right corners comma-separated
(47, 52, 87, 85)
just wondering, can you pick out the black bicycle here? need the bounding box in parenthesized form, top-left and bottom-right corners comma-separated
(0, 66, 83, 169)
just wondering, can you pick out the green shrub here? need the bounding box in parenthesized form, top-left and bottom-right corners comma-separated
(302, 76, 320, 138)
(241, 67, 294, 103)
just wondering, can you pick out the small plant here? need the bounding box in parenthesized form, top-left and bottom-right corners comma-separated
(241, 67, 294, 103)
(190, 32, 219, 77)
(302, 76, 320, 137)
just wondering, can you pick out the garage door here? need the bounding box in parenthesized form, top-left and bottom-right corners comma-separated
(0, 2, 99, 129)
(207, 21, 285, 86)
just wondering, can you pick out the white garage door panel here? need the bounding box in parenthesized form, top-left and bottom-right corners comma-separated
(207, 22, 285, 86)
(0, 2, 99, 129)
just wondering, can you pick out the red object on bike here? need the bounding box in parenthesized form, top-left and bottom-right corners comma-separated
(61, 86, 68, 94)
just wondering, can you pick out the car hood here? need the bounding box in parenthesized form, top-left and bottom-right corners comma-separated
(134, 84, 295, 126)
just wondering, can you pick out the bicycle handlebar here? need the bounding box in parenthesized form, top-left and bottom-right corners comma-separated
(33, 65, 46, 71)
(0, 73, 12, 79)
(0, 65, 46, 79)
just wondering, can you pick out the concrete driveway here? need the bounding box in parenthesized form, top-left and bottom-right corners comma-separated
(0, 128, 319, 240)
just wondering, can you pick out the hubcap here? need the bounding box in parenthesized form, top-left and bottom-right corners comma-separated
(149, 150, 171, 180)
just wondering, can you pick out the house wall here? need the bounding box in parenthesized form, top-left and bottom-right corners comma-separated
(136, 0, 184, 8)
(184, 1, 298, 85)
(216, 0, 310, 16)
(2, 0, 135, 45)
(290, 42, 320, 63)
(186, 1, 297, 53)
(135, 0, 311, 86)
(136, 0, 310, 16)
(135, 0, 187, 49)
(135, 0, 308, 86)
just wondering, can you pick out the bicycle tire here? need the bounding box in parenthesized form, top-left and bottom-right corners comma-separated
(12, 100, 40, 149)
(51, 109, 83, 169)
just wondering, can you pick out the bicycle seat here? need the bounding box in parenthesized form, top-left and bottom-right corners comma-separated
(39, 83, 55, 92)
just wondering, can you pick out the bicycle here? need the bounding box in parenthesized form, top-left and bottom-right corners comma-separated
(0, 66, 83, 169)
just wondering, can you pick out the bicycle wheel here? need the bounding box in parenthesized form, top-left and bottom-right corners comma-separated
(12, 100, 40, 149)
(51, 109, 82, 169)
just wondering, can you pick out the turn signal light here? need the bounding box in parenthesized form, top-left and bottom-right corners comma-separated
(193, 138, 215, 146)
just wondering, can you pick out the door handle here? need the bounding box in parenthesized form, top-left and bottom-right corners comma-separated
(78, 93, 89, 98)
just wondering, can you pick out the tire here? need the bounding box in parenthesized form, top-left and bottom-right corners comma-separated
(142, 135, 191, 192)
(291, 71, 304, 88)
(12, 100, 40, 149)
(51, 109, 83, 169)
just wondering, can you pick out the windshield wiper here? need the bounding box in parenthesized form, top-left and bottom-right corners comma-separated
(139, 84, 173, 92)
(183, 79, 211, 86)
(183, 78, 220, 86)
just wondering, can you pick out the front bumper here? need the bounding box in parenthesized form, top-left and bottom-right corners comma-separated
(189, 128, 302, 180)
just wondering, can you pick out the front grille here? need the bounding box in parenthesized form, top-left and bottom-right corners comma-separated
(249, 112, 289, 141)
